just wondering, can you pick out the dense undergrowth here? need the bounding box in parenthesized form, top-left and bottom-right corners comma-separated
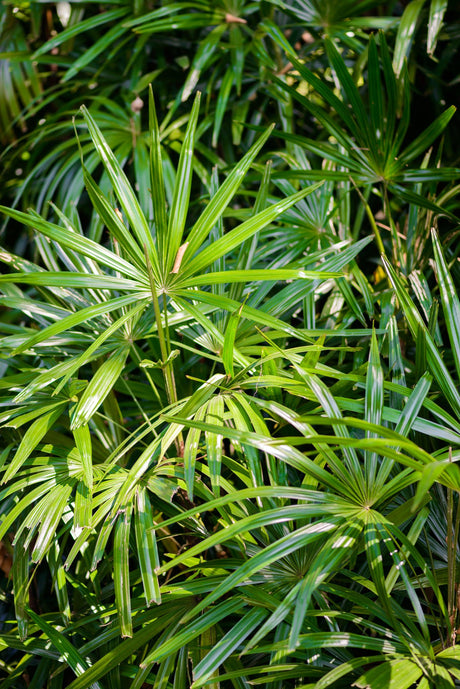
(1, 1, 460, 687)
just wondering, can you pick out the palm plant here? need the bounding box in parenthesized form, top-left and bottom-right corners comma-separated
(2, 2, 460, 688)
(263, 32, 459, 273)
(0, 2, 44, 146)
(0, 91, 353, 684)
(1, 96, 458, 689)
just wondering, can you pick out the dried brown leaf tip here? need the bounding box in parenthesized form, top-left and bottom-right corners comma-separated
(130, 96, 144, 114)
(225, 12, 247, 24)
(171, 242, 189, 274)
(277, 62, 293, 76)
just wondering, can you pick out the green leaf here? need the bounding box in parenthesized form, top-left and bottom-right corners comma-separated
(33, 8, 128, 57)
(73, 424, 93, 531)
(12, 293, 146, 360)
(288, 520, 363, 651)
(178, 521, 339, 625)
(363, 521, 390, 616)
(383, 257, 460, 419)
(2, 404, 65, 484)
(149, 87, 168, 264)
(325, 38, 378, 162)
(413, 457, 453, 510)
(166, 91, 201, 274)
(183, 403, 207, 500)
(212, 66, 234, 148)
(393, 0, 426, 77)
(431, 229, 460, 382)
(29, 483, 74, 563)
(222, 305, 244, 378)
(192, 607, 267, 687)
(314, 655, 387, 689)
(126, 5, 217, 34)
(0, 484, 52, 544)
(427, 0, 448, 55)
(399, 106, 456, 164)
(286, 55, 359, 144)
(80, 106, 159, 274)
(364, 330, 384, 486)
(12, 530, 29, 641)
(380, 32, 398, 161)
(141, 598, 245, 666)
(182, 24, 227, 101)
(135, 488, 161, 606)
(385, 507, 429, 593)
(205, 395, 224, 495)
(70, 348, 129, 429)
(0, 272, 144, 291)
(183, 182, 324, 276)
(184, 124, 276, 260)
(82, 166, 146, 269)
(26, 608, 103, 689)
(114, 504, 133, 637)
(65, 607, 182, 689)
(64, 20, 129, 82)
(47, 537, 71, 626)
(368, 35, 385, 145)
(257, 630, 404, 655)
(395, 373, 432, 439)
(388, 183, 459, 222)
(0, 206, 145, 280)
(180, 268, 342, 288)
(54, 300, 148, 395)
(354, 658, 423, 689)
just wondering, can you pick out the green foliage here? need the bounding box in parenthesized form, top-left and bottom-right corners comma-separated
(1, 1, 460, 688)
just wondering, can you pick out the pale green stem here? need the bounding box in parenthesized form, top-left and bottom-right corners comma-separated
(349, 177, 385, 257)
(453, 490, 460, 638)
(131, 342, 162, 407)
(120, 374, 158, 437)
(144, 246, 176, 401)
(448, 447, 460, 643)
(448, 484, 454, 627)
(144, 245, 183, 455)
(163, 300, 172, 359)
(383, 184, 404, 272)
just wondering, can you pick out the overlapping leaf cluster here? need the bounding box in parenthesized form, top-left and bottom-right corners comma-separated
(1, 1, 460, 688)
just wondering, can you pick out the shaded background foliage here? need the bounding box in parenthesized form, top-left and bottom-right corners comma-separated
(1, 1, 460, 688)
